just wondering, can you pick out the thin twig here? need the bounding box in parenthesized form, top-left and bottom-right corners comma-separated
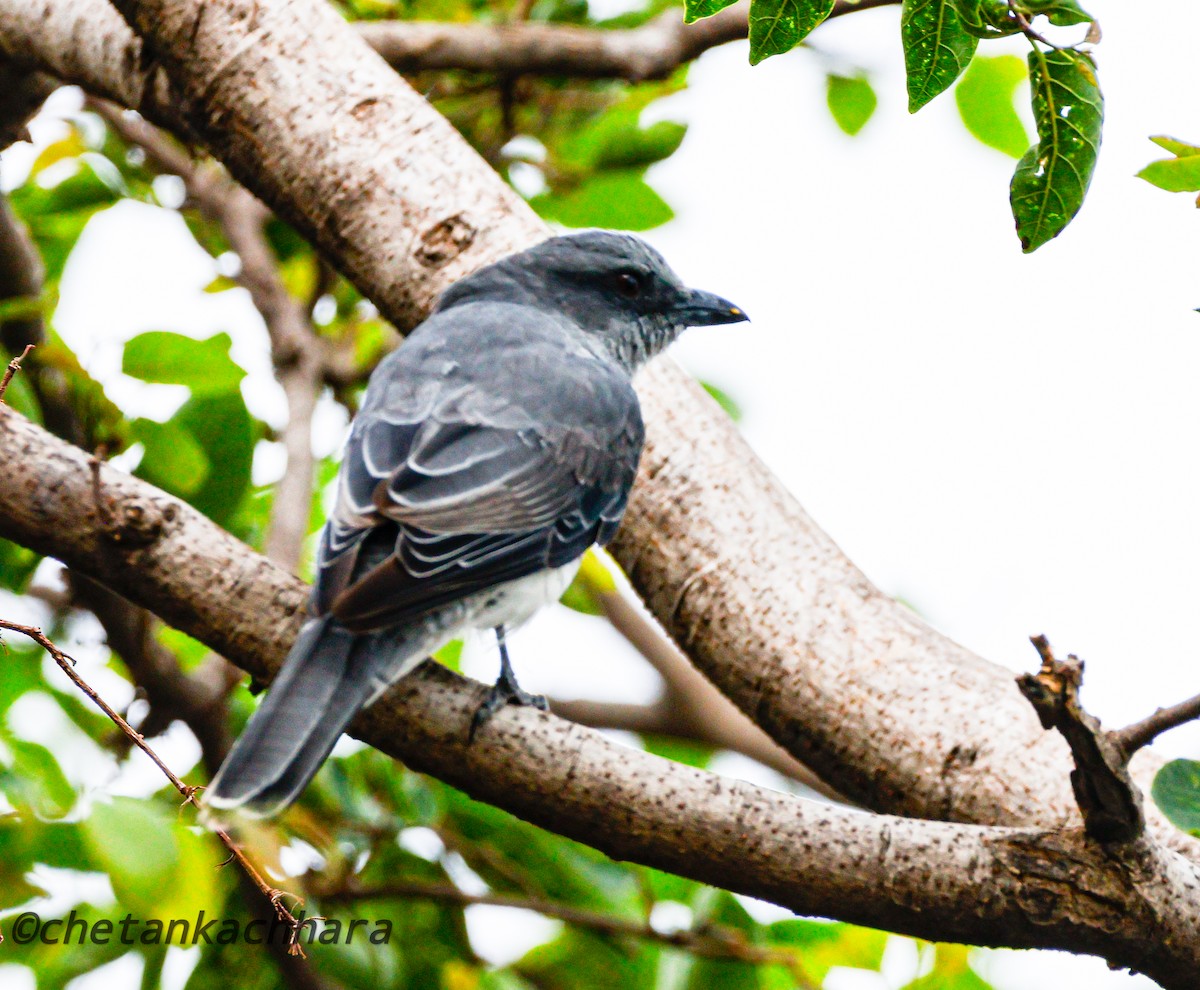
(0, 342, 33, 402)
(316, 877, 818, 985)
(0, 618, 309, 956)
(1114, 692, 1200, 758)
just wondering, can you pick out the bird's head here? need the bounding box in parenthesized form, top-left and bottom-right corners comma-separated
(435, 230, 748, 371)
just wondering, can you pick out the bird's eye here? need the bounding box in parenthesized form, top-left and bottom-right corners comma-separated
(615, 272, 642, 299)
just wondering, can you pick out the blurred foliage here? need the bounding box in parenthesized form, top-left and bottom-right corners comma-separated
(954, 55, 1030, 158)
(825, 74, 877, 136)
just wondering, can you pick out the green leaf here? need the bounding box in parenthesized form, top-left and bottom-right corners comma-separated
(952, 0, 1023, 38)
(0, 536, 42, 592)
(701, 381, 743, 421)
(1152, 759, 1200, 835)
(130, 417, 211, 497)
(748, 0, 835, 65)
(532, 171, 674, 231)
(826, 74, 877, 136)
(83, 798, 180, 914)
(1024, 0, 1091, 26)
(685, 0, 739, 22)
(685, 890, 761, 990)
(0, 733, 76, 818)
(122, 331, 246, 394)
(902, 0, 978, 112)
(1149, 135, 1200, 158)
(82, 798, 224, 920)
(1137, 136, 1200, 193)
(172, 391, 257, 526)
(1010, 48, 1103, 253)
(955, 55, 1031, 158)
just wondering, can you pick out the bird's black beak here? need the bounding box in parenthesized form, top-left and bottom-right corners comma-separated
(670, 287, 749, 327)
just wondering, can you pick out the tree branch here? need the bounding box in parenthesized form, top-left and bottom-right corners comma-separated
(357, 0, 898, 82)
(1116, 692, 1200, 757)
(2, 409, 1200, 983)
(0, 60, 55, 149)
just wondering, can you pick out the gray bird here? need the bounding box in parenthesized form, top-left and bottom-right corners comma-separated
(204, 230, 747, 817)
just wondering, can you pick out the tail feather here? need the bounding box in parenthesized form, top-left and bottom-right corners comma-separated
(204, 616, 426, 818)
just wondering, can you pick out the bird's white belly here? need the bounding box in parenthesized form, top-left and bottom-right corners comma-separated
(465, 560, 581, 633)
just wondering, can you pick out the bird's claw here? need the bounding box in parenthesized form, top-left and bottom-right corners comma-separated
(468, 679, 549, 742)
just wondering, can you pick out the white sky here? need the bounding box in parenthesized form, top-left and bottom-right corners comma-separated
(3, 0, 1198, 986)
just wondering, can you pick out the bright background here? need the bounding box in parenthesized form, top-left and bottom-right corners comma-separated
(4, 0, 1198, 986)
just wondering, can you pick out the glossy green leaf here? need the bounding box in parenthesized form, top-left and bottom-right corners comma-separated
(684, 0, 739, 22)
(122, 331, 245, 394)
(1010, 48, 1103, 253)
(131, 416, 211, 497)
(532, 170, 674, 231)
(955, 55, 1030, 158)
(826, 74, 878, 136)
(1137, 136, 1200, 193)
(1152, 759, 1200, 835)
(748, 0, 835, 65)
(902, 0, 978, 112)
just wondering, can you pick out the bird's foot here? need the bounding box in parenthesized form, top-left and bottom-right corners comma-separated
(468, 675, 549, 742)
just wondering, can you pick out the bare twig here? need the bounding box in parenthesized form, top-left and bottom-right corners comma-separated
(1017, 635, 1143, 842)
(357, 0, 900, 82)
(1114, 692, 1200, 758)
(0, 341, 32, 401)
(0, 617, 309, 956)
(315, 877, 817, 984)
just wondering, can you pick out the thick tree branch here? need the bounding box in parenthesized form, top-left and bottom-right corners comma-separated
(3, 0, 1196, 855)
(1, 408, 1200, 983)
(558, 567, 845, 800)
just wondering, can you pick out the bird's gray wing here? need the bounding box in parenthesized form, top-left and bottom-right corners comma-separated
(311, 333, 643, 632)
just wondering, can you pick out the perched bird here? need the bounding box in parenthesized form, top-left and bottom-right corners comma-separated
(204, 230, 747, 817)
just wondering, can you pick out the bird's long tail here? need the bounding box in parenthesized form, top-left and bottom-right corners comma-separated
(204, 615, 425, 818)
